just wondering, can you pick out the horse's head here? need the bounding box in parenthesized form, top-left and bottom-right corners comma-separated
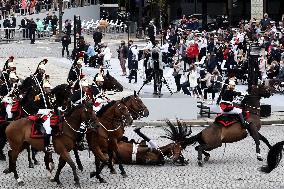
(121, 91, 149, 119)
(51, 84, 72, 111)
(114, 101, 133, 126)
(251, 84, 272, 98)
(103, 71, 123, 92)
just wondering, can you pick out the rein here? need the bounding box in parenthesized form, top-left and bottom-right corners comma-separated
(121, 97, 145, 119)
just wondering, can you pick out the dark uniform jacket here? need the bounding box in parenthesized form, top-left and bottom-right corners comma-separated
(67, 67, 81, 84)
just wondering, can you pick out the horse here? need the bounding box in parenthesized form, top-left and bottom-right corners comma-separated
(86, 100, 133, 183)
(3, 102, 96, 187)
(94, 71, 123, 92)
(182, 84, 272, 166)
(260, 141, 284, 173)
(110, 119, 192, 165)
(0, 83, 72, 167)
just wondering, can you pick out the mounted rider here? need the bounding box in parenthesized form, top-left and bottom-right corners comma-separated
(67, 58, 83, 89)
(1, 71, 21, 121)
(31, 79, 54, 152)
(70, 77, 93, 150)
(218, 80, 252, 130)
(33, 62, 46, 87)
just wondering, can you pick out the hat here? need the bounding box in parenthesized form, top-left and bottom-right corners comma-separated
(38, 64, 46, 70)
(9, 72, 18, 79)
(43, 80, 52, 88)
(8, 62, 16, 68)
(43, 59, 48, 63)
(80, 79, 89, 87)
(96, 75, 104, 82)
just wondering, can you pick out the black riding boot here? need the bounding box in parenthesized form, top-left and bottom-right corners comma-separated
(133, 127, 150, 142)
(44, 134, 52, 152)
(238, 113, 252, 134)
(76, 128, 86, 151)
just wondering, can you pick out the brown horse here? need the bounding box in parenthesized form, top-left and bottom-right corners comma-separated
(110, 119, 192, 165)
(182, 84, 272, 166)
(3, 102, 96, 187)
(86, 100, 133, 183)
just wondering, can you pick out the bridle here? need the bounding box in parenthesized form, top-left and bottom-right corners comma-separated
(121, 97, 147, 119)
(97, 101, 131, 132)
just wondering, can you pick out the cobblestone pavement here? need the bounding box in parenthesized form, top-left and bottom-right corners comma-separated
(0, 126, 284, 189)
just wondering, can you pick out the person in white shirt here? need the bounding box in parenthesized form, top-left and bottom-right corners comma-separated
(100, 43, 112, 68)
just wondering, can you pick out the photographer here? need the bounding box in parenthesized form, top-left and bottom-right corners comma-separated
(150, 45, 163, 95)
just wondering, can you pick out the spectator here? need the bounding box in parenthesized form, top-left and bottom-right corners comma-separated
(61, 33, 71, 57)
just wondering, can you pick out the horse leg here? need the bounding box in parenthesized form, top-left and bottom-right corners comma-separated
(110, 139, 127, 177)
(90, 156, 107, 183)
(73, 149, 84, 171)
(247, 126, 263, 161)
(258, 132, 272, 149)
(9, 149, 24, 186)
(195, 145, 204, 167)
(51, 157, 66, 186)
(203, 151, 210, 162)
(107, 147, 117, 174)
(60, 151, 81, 187)
(0, 137, 7, 161)
(26, 145, 34, 168)
(31, 147, 39, 165)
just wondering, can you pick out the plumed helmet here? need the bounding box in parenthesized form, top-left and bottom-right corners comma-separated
(38, 64, 46, 70)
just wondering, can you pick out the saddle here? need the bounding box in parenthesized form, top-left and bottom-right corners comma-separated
(29, 113, 63, 138)
(214, 112, 250, 127)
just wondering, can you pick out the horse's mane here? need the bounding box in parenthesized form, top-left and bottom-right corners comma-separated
(19, 76, 34, 92)
(161, 119, 192, 143)
(121, 95, 132, 103)
(51, 84, 69, 93)
(96, 100, 116, 117)
(65, 104, 84, 117)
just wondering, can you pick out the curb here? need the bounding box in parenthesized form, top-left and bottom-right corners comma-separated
(132, 118, 284, 127)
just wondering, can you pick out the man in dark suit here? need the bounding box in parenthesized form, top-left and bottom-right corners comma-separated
(28, 18, 37, 44)
(21, 17, 28, 38)
(93, 29, 103, 46)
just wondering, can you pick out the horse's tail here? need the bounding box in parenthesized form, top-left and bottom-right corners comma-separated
(181, 132, 202, 149)
(260, 140, 284, 173)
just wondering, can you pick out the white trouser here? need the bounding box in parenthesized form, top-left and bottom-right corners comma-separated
(148, 140, 159, 150)
(221, 107, 242, 114)
(43, 117, 51, 135)
(6, 104, 13, 119)
(38, 109, 52, 135)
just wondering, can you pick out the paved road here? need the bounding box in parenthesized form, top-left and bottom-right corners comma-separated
(1, 125, 284, 189)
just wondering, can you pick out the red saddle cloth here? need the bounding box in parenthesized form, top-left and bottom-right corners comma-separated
(214, 112, 250, 127)
(11, 99, 20, 112)
(29, 113, 63, 138)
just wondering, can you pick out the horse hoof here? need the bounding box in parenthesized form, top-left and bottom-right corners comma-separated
(3, 168, 11, 174)
(74, 182, 81, 188)
(18, 181, 25, 186)
(257, 154, 263, 161)
(198, 160, 203, 167)
(258, 166, 271, 173)
(99, 178, 107, 183)
(121, 173, 128, 178)
(204, 156, 210, 162)
(29, 163, 34, 168)
(90, 171, 96, 178)
(110, 170, 117, 174)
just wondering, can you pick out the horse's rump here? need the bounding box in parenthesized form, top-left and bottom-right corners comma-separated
(214, 112, 250, 127)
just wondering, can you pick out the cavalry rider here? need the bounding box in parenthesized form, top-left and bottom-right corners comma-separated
(218, 80, 252, 131)
(33, 62, 46, 87)
(1, 72, 20, 121)
(2, 56, 14, 73)
(32, 79, 54, 152)
(70, 77, 93, 150)
(67, 58, 83, 88)
(0, 61, 17, 96)
(133, 127, 159, 151)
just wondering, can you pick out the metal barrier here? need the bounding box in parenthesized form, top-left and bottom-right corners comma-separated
(0, 28, 51, 43)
